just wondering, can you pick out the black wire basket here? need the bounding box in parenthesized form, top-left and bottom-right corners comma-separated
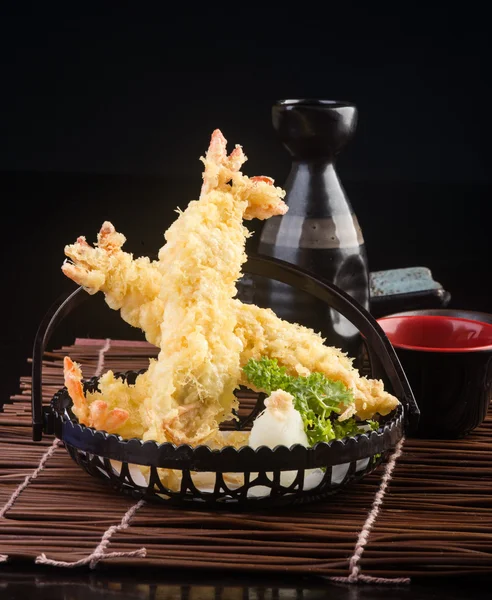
(31, 255, 419, 509)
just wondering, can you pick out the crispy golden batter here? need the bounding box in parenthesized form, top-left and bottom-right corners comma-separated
(233, 302, 399, 420)
(63, 223, 164, 346)
(61, 129, 399, 448)
(63, 129, 289, 444)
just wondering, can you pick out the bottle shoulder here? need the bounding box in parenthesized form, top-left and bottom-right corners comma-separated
(260, 212, 364, 249)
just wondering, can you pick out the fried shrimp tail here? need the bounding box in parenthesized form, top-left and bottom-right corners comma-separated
(62, 223, 126, 293)
(200, 129, 288, 220)
(63, 357, 130, 433)
(63, 356, 90, 424)
(62, 222, 164, 345)
(88, 400, 130, 433)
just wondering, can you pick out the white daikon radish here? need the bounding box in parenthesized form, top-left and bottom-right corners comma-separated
(247, 389, 315, 492)
(248, 389, 308, 450)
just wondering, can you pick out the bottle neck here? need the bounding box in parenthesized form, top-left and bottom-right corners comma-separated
(282, 159, 353, 218)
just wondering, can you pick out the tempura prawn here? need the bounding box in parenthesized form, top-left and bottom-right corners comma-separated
(64, 357, 130, 433)
(61, 128, 399, 448)
(63, 129, 289, 445)
(63, 222, 164, 346)
(63, 229, 397, 421)
(139, 129, 287, 444)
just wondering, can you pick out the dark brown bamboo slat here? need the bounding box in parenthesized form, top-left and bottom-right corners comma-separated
(0, 337, 491, 579)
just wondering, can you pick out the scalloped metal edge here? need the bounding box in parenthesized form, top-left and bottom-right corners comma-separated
(50, 370, 405, 471)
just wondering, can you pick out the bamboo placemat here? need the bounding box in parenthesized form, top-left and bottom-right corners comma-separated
(1, 338, 491, 582)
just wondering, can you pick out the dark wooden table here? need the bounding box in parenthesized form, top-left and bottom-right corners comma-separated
(1, 567, 491, 599)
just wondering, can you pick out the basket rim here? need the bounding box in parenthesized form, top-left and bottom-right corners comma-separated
(50, 369, 405, 471)
(32, 257, 420, 442)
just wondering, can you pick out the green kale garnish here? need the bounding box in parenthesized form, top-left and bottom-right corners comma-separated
(243, 357, 359, 445)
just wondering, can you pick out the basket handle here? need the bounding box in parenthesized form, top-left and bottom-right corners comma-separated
(31, 256, 419, 440)
(245, 254, 420, 432)
(32, 285, 87, 441)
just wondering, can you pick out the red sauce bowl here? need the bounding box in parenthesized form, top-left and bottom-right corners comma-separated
(378, 315, 492, 353)
(377, 312, 492, 438)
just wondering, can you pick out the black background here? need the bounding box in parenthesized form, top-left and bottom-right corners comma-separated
(1, 5, 491, 401)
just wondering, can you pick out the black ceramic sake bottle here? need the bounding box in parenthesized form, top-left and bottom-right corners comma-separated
(256, 99, 370, 362)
